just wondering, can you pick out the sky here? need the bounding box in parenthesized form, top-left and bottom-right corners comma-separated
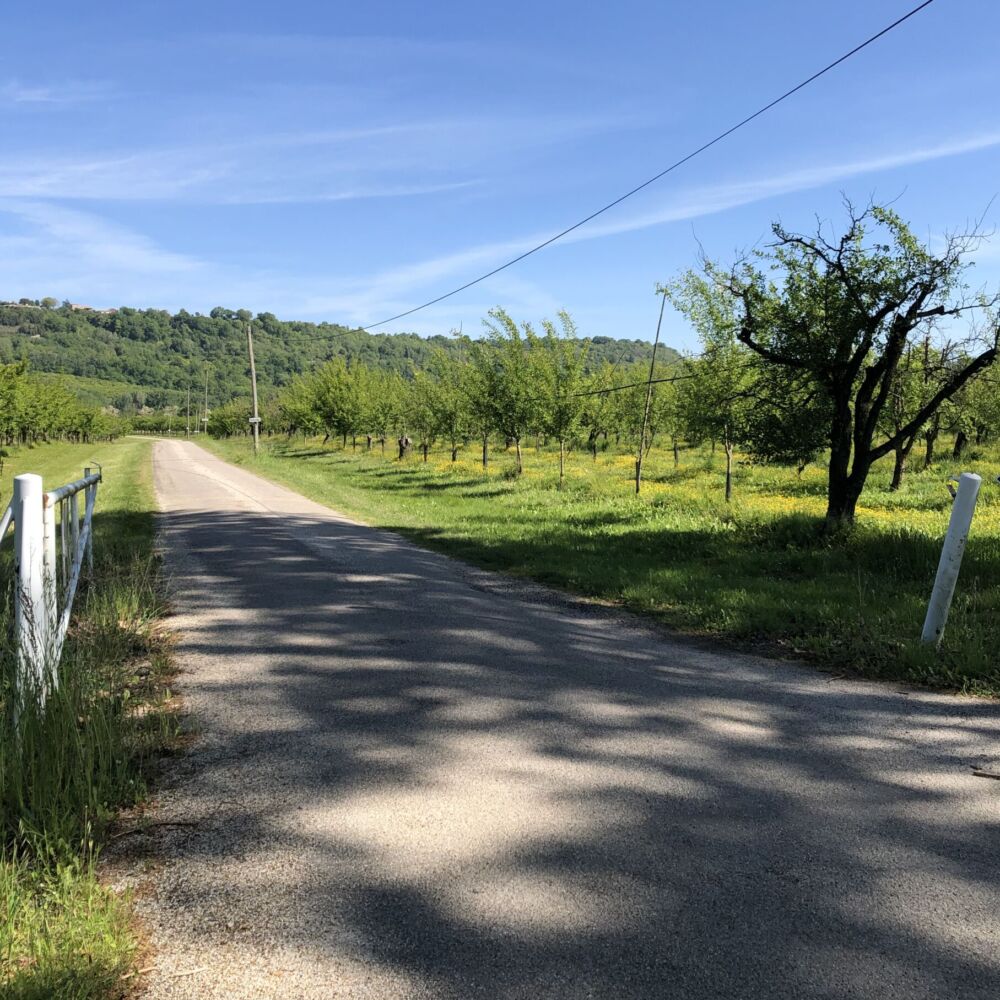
(2, 0, 999, 352)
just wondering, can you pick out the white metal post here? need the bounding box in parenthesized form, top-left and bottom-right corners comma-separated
(921, 472, 981, 646)
(42, 494, 57, 648)
(83, 468, 94, 575)
(59, 497, 69, 591)
(13, 474, 46, 688)
(70, 491, 79, 576)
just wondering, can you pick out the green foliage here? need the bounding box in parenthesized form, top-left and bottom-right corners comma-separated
(1, 854, 136, 1000)
(0, 301, 672, 410)
(0, 363, 125, 447)
(534, 313, 589, 459)
(672, 203, 999, 523)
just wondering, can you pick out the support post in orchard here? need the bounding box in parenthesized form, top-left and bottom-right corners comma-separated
(636, 290, 667, 495)
(921, 472, 981, 647)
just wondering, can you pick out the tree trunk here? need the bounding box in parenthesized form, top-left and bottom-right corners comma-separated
(366, 434, 372, 450)
(952, 430, 967, 460)
(352, 435, 357, 450)
(451, 444, 459, 462)
(824, 394, 858, 526)
(672, 437, 679, 468)
(515, 437, 523, 475)
(422, 442, 428, 462)
(342, 432, 347, 448)
(889, 446, 906, 491)
(724, 438, 733, 503)
(825, 469, 867, 526)
(924, 429, 937, 469)
(559, 438, 565, 486)
(482, 434, 489, 470)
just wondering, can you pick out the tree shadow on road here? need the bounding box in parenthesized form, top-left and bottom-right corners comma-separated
(111, 507, 1000, 999)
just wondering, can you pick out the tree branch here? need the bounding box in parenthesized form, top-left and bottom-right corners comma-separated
(870, 347, 998, 462)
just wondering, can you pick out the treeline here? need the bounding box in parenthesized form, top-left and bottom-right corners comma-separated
(0, 362, 125, 447)
(209, 310, 685, 481)
(0, 301, 672, 411)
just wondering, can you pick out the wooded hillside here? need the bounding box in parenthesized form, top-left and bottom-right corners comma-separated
(0, 302, 675, 411)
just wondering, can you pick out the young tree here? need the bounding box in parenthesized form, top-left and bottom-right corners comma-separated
(408, 371, 438, 461)
(534, 312, 588, 485)
(277, 376, 320, 438)
(366, 369, 404, 455)
(425, 350, 471, 461)
(677, 349, 754, 502)
(669, 274, 757, 501)
(313, 358, 362, 446)
(688, 203, 998, 526)
(579, 362, 617, 460)
(469, 309, 537, 475)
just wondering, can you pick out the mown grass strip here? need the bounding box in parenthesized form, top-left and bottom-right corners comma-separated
(204, 434, 1000, 695)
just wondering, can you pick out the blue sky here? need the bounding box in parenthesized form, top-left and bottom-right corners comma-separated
(1, 0, 999, 351)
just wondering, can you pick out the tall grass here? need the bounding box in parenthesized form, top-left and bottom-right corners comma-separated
(1, 439, 174, 999)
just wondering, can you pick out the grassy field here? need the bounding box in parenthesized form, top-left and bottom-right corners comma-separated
(1, 437, 174, 1000)
(205, 434, 1000, 694)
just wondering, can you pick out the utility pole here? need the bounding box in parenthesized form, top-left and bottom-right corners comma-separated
(201, 369, 209, 435)
(246, 323, 261, 455)
(186, 386, 191, 437)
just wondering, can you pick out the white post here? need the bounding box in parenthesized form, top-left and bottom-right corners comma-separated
(59, 497, 69, 592)
(13, 474, 46, 689)
(921, 472, 981, 646)
(70, 491, 80, 572)
(83, 468, 93, 575)
(42, 493, 57, 627)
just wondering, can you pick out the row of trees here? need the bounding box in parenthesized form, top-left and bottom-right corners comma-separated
(204, 204, 999, 528)
(213, 310, 679, 485)
(0, 363, 126, 448)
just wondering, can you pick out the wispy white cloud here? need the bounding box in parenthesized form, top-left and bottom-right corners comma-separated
(0, 110, 619, 205)
(332, 130, 1000, 328)
(0, 200, 201, 275)
(2, 129, 998, 333)
(0, 79, 112, 106)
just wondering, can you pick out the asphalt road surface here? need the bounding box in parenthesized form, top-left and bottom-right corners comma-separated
(123, 438, 999, 999)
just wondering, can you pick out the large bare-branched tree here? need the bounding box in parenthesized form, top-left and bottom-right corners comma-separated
(696, 203, 998, 526)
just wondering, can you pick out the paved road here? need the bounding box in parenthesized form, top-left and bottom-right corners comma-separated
(124, 438, 1000, 999)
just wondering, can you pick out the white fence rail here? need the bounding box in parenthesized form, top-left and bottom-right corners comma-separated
(1, 466, 101, 699)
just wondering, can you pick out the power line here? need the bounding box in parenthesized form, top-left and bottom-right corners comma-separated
(572, 371, 694, 399)
(361, 0, 936, 331)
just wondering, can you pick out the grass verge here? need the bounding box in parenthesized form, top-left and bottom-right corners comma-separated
(203, 434, 1000, 695)
(1, 437, 175, 999)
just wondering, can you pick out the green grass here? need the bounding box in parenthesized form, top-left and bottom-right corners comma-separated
(1, 437, 174, 999)
(205, 434, 1000, 694)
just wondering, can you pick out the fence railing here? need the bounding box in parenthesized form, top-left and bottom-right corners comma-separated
(1, 467, 101, 699)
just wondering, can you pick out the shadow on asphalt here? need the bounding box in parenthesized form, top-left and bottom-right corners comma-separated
(135, 506, 1000, 999)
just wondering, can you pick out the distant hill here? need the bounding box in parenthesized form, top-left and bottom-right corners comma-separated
(0, 302, 678, 412)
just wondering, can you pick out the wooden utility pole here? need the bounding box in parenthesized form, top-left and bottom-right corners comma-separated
(635, 290, 668, 495)
(247, 324, 261, 454)
(201, 369, 209, 434)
